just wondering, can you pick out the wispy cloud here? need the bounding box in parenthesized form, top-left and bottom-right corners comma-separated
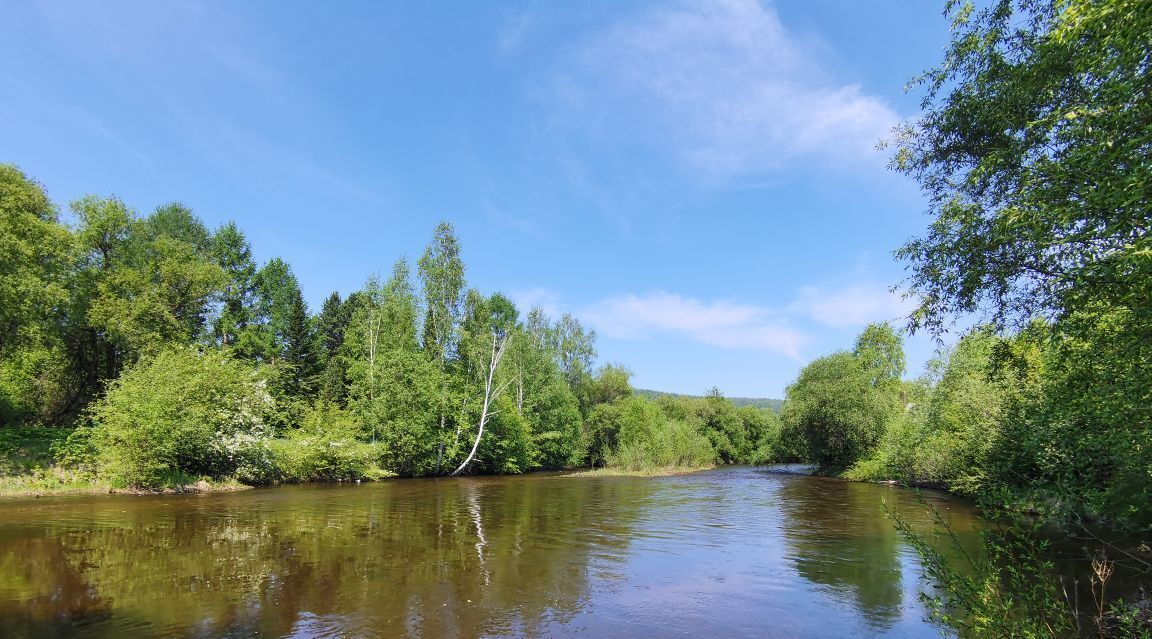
(548, 0, 900, 182)
(510, 287, 564, 320)
(519, 277, 915, 361)
(583, 292, 809, 359)
(789, 281, 917, 329)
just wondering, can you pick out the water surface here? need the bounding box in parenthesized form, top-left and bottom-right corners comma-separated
(0, 467, 985, 638)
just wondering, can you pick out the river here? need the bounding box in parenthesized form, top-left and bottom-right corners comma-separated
(0, 466, 1066, 638)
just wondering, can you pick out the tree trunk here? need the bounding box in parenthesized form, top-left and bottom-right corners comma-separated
(451, 333, 510, 477)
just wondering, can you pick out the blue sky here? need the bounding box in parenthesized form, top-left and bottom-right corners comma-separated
(1, 0, 957, 398)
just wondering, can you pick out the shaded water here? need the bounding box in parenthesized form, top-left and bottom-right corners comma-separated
(0, 467, 992, 638)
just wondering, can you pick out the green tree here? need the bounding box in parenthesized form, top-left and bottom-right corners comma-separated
(280, 290, 318, 399)
(450, 291, 517, 475)
(739, 405, 783, 464)
(695, 389, 749, 464)
(240, 258, 318, 408)
(313, 291, 352, 404)
(782, 351, 896, 471)
(74, 197, 225, 374)
(417, 221, 465, 472)
(143, 203, 211, 252)
(0, 165, 73, 425)
(345, 275, 389, 415)
(507, 307, 584, 469)
(0, 165, 71, 358)
(586, 363, 633, 406)
(524, 371, 582, 469)
(889, 0, 1152, 527)
(853, 322, 906, 390)
(553, 314, 597, 413)
(345, 264, 441, 473)
(890, 0, 1152, 335)
(916, 329, 1018, 493)
(210, 222, 258, 348)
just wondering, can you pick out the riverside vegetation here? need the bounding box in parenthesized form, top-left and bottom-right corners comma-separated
(0, 178, 780, 492)
(767, 1, 1152, 636)
(2, 0, 1150, 635)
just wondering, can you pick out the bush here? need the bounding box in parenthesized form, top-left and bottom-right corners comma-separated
(781, 351, 898, 471)
(90, 346, 275, 487)
(586, 395, 716, 471)
(608, 418, 715, 471)
(270, 403, 389, 483)
(739, 405, 782, 464)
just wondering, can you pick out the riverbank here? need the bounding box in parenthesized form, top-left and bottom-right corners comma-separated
(0, 463, 723, 499)
(0, 471, 252, 498)
(566, 465, 715, 478)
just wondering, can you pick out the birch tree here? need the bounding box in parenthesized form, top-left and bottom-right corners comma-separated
(417, 221, 465, 472)
(345, 274, 386, 441)
(450, 292, 517, 476)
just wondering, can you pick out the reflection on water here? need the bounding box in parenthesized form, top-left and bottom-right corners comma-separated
(0, 467, 987, 638)
(776, 474, 981, 631)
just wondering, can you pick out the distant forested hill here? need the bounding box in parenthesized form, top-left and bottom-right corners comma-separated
(635, 389, 783, 413)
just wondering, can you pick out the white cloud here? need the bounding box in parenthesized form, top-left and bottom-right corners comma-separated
(789, 282, 917, 329)
(552, 0, 900, 180)
(583, 292, 809, 359)
(512, 278, 914, 362)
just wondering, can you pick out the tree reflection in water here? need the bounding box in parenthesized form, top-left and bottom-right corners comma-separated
(777, 473, 981, 632)
(0, 469, 995, 639)
(0, 475, 651, 639)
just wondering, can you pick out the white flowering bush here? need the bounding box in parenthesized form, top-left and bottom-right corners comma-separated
(213, 430, 276, 485)
(91, 346, 277, 487)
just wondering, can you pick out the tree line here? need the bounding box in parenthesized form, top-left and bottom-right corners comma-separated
(775, 0, 1151, 534)
(0, 168, 779, 488)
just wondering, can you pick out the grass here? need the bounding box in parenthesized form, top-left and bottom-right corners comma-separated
(0, 467, 252, 498)
(0, 427, 70, 474)
(0, 428, 258, 497)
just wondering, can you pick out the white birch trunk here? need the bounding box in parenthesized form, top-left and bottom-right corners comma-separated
(451, 332, 510, 476)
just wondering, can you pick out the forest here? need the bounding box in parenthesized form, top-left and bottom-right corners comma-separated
(1, 0, 1149, 528)
(0, 178, 781, 491)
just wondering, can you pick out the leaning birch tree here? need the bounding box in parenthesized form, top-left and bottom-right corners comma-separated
(450, 292, 518, 475)
(450, 331, 512, 476)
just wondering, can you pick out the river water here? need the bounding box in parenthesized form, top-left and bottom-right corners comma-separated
(0, 466, 1005, 638)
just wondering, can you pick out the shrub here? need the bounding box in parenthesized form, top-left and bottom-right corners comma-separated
(587, 395, 716, 471)
(270, 403, 389, 483)
(90, 346, 275, 487)
(607, 418, 715, 471)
